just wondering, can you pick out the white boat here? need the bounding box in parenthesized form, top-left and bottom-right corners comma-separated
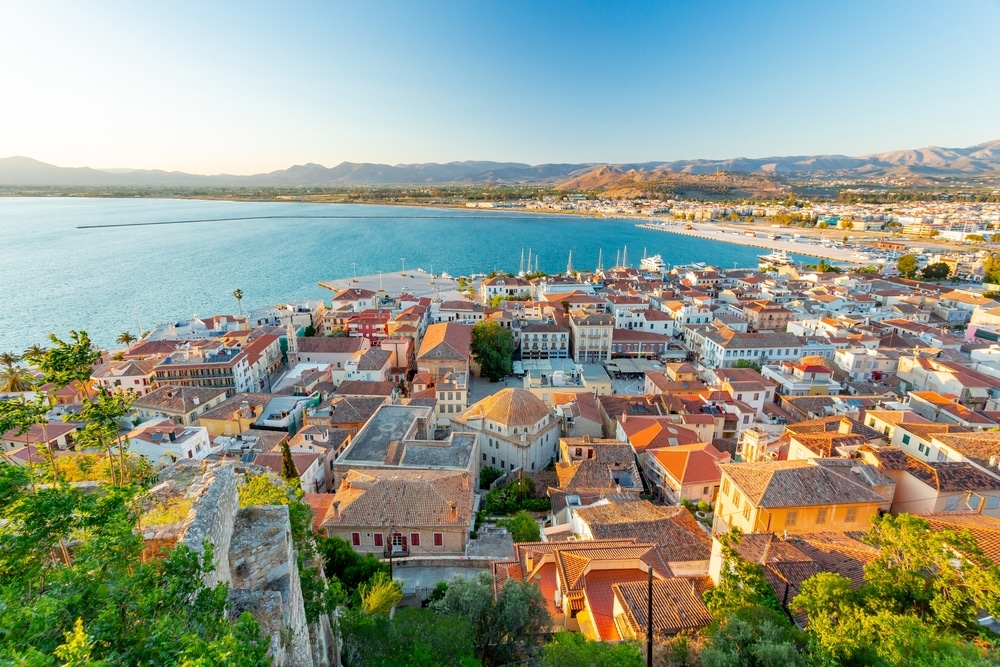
(758, 250, 794, 270)
(640, 254, 667, 273)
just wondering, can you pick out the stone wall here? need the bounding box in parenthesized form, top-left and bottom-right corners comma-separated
(177, 462, 239, 588)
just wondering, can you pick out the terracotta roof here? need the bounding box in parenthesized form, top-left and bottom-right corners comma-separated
(322, 468, 474, 528)
(133, 385, 227, 415)
(417, 322, 472, 361)
(1, 420, 78, 444)
(197, 392, 272, 422)
(613, 578, 713, 638)
(933, 431, 1000, 467)
(334, 381, 396, 396)
(456, 388, 550, 427)
(296, 337, 367, 354)
(251, 451, 319, 477)
(650, 443, 729, 486)
(919, 512, 1000, 563)
(356, 348, 392, 371)
(573, 500, 711, 563)
(618, 416, 702, 452)
(721, 460, 887, 508)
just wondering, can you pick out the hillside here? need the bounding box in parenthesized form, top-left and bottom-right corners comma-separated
(2, 138, 998, 187)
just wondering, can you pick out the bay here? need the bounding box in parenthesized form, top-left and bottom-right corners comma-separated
(0, 197, 796, 352)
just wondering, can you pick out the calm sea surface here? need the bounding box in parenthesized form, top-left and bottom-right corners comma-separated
(0, 198, 801, 352)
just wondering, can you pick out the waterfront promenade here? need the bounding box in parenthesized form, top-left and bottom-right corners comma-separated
(319, 271, 466, 299)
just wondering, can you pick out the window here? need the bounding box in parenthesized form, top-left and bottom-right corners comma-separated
(845, 507, 858, 523)
(374, 533, 384, 547)
(351, 532, 360, 546)
(986, 496, 1000, 510)
(937, 450, 948, 462)
(902, 434, 911, 445)
(722, 479, 730, 496)
(433, 533, 443, 547)
(816, 508, 828, 524)
(742, 505, 751, 521)
(492, 457, 496, 465)
(703, 486, 710, 495)
(945, 496, 960, 511)
(732, 491, 741, 509)
(482, 453, 487, 461)
(785, 510, 797, 527)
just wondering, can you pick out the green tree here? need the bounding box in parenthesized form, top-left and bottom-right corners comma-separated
(701, 607, 807, 667)
(432, 571, 551, 666)
(73, 387, 137, 486)
(703, 529, 783, 618)
(732, 359, 762, 373)
(0, 463, 271, 665)
(22, 330, 101, 392)
(497, 510, 540, 543)
(116, 331, 137, 346)
(897, 254, 919, 279)
(0, 365, 35, 393)
(920, 262, 951, 281)
(541, 631, 643, 667)
(280, 440, 299, 481)
(0, 352, 21, 369)
(359, 570, 403, 615)
(470, 321, 513, 382)
(479, 465, 504, 489)
(317, 535, 390, 595)
(339, 607, 479, 667)
(233, 288, 244, 322)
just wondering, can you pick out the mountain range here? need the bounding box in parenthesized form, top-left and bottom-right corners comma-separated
(2, 139, 999, 188)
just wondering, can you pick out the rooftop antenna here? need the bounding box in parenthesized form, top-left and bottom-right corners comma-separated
(566, 250, 574, 276)
(597, 248, 604, 272)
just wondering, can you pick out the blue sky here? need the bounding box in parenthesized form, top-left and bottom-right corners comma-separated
(2, 0, 998, 173)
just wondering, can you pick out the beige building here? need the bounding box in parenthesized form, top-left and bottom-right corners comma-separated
(569, 310, 614, 363)
(453, 388, 560, 473)
(319, 468, 474, 557)
(132, 385, 229, 426)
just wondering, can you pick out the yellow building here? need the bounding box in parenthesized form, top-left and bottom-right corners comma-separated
(714, 459, 892, 535)
(195, 393, 270, 437)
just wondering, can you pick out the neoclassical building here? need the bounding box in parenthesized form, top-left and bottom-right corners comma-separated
(453, 388, 560, 473)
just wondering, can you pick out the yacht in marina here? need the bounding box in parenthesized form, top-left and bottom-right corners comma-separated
(758, 250, 794, 270)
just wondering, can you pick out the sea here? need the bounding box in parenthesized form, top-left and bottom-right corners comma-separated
(0, 197, 806, 352)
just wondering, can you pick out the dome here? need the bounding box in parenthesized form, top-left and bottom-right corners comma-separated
(462, 388, 550, 427)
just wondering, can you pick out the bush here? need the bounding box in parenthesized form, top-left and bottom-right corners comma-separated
(479, 466, 504, 489)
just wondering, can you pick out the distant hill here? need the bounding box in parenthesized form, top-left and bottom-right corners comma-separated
(3, 139, 999, 187)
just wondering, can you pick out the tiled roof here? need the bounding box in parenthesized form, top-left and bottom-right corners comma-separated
(573, 500, 711, 563)
(296, 337, 367, 354)
(197, 392, 272, 422)
(649, 443, 728, 486)
(356, 348, 392, 371)
(873, 447, 1000, 492)
(933, 431, 1000, 467)
(322, 468, 473, 528)
(417, 322, 472, 361)
(133, 385, 227, 415)
(1, 420, 78, 444)
(613, 578, 713, 638)
(721, 460, 887, 508)
(618, 416, 702, 452)
(919, 512, 1000, 563)
(457, 388, 550, 427)
(334, 381, 396, 396)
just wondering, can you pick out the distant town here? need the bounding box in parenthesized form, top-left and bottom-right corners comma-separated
(4, 226, 1000, 665)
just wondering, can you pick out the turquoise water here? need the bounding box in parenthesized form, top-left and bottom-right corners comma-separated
(0, 198, 796, 352)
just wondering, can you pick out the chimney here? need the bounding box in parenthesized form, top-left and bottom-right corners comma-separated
(449, 500, 457, 521)
(462, 471, 469, 490)
(838, 418, 853, 435)
(331, 501, 340, 518)
(193, 396, 200, 406)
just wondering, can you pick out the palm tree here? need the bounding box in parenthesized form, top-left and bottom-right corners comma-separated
(0, 352, 20, 369)
(0, 366, 34, 392)
(233, 288, 245, 328)
(23, 344, 47, 364)
(116, 332, 137, 346)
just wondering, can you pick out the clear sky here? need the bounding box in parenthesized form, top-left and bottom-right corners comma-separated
(2, 0, 999, 174)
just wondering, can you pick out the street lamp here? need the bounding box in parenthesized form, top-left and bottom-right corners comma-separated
(400, 257, 406, 273)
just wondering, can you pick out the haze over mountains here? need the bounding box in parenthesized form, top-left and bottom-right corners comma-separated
(2, 139, 999, 188)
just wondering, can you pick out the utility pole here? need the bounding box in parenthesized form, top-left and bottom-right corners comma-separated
(646, 567, 653, 667)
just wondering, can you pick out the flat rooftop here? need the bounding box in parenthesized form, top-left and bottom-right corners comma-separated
(337, 403, 475, 470)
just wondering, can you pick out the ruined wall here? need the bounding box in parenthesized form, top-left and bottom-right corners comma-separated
(230, 505, 311, 667)
(178, 462, 239, 588)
